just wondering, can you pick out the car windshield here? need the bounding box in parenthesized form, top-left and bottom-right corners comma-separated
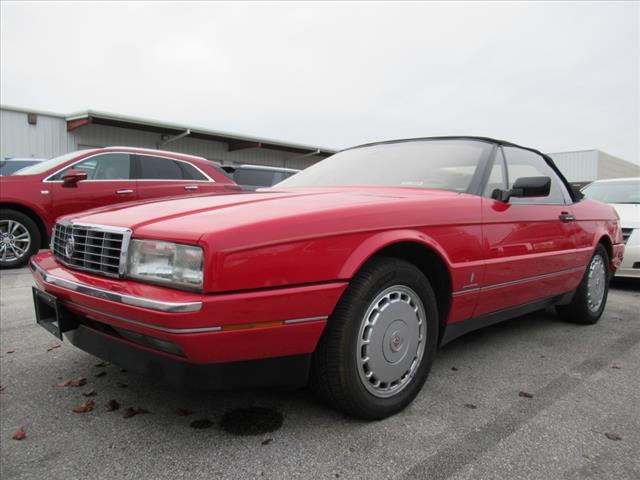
(582, 180, 640, 204)
(13, 151, 82, 175)
(276, 140, 491, 192)
(0, 160, 40, 176)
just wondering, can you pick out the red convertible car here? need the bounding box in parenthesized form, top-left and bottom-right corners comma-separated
(30, 137, 624, 419)
(0, 147, 240, 268)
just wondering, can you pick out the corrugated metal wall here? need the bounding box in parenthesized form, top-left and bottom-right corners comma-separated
(1, 109, 76, 160)
(597, 151, 640, 179)
(548, 150, 599, 182)
(549, 150, 640, 182)
(1, 108, 324, 170)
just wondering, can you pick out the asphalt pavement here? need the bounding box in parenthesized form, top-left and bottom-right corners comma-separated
(1, 265, 639, 480)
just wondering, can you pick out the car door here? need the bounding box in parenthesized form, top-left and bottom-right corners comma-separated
(134, 154, 218, 199)
(476, 146, 578, 316)
(47, 152, 138, 222)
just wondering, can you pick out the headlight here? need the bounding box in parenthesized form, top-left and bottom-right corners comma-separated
(127, 239, 203, 291)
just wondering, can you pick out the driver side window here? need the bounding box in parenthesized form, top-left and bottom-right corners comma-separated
(503, 147, 567, 204)
(50, 153, 131, 181)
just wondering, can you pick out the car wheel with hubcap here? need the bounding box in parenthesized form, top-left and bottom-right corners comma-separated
(310, 257, 439, 420)
(556, 244, 610, 325)
(0, 210, 41, 269)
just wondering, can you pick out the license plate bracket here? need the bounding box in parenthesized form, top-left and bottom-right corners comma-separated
(32, 287, 76, 340)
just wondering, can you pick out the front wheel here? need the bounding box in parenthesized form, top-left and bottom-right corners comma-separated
(0, 210, 41, 269)
(556, 244, 610, 324)
(310, 257, 439, 420)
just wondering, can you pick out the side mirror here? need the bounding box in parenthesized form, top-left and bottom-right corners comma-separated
(62, 169, 88, 187)
(495, 176, 551, 202)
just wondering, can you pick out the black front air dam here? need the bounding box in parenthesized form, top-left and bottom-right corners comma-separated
(65, 325, 311, 390)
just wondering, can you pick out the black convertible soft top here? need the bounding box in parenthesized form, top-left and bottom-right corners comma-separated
(344, 136, 581, 202)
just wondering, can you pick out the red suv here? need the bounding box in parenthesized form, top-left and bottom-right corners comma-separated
(0, 147, 241, 268)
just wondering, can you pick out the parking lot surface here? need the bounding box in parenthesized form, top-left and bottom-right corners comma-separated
(1, 266, 639, 480)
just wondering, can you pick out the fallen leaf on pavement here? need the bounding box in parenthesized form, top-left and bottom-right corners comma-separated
(47, 342, 61, 352)
(518, 391, 534, 398)
(464, 403, 478, 409)
(82, 390, 97, 397)
(176, 408, 194, 416)
(610, 363, 622, 369)
(94, 371, 107, 378)
(261, 438, 273, 445)
(57, 378, 87, 387)
(0, 385, 6, 393)
(12, 426, 27, 440)
(190, 419, 213, 429)
(123, 407, 149, 418)
(106, 400, 120, 412)
(605, 432, 622, 441)
(72, 399, 95, 413)
(94, 362, 109, 368)
(451, 367, 458, 371)
(6, 349, 16, 354)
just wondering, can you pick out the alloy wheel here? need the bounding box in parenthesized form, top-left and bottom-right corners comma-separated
(0, 219, 32, 264)
(586, 254, 606, 313)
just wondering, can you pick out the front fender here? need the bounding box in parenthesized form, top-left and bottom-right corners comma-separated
(338, 229, 453, 279)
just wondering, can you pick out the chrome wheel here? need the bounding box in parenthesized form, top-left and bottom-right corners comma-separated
(586, 254, 606, 312)
(356, 285, 427, 398)
(0, 219, 31, 264)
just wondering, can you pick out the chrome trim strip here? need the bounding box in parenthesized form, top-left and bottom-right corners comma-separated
(67, 302, 327, 334)
(66, 301, 220, 333)
(452, 266, 585, 297)
(283, 316, 328, 324)
(56, 220, 132, 233)
(31, 259, 202, 313)
(452, 287, 481, 296)
(43, 152, 214, 183)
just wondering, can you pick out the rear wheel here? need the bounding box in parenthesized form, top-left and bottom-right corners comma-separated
(310, 257, 439, 420)
(556, 244, 610, 324)
(0, 210, 41, 269)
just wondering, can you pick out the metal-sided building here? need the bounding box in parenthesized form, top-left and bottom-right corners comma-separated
(3, 105, 639, 182)
(0, 105, 336, 169)
(548, 150, 640, 183)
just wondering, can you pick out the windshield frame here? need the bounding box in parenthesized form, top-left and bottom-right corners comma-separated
(276, 138, 496, 195)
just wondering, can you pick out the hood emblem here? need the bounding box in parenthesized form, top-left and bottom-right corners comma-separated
(65, 235, 76, 257)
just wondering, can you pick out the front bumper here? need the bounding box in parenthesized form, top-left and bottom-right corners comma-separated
(30, 252, 347, 384)
(616, 229, 639, 278)
(65, 323, 312, 389)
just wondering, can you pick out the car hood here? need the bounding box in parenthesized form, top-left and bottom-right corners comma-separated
(63, 186, 470, 245)
(611, 203, 640, 228)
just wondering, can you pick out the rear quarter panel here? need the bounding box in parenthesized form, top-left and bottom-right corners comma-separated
(571, 198, 623, 268)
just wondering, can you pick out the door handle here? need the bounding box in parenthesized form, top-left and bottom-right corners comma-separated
(559, 212, 576, 222)
(184, 185, 199, 191)
(116, 189, 134, 195)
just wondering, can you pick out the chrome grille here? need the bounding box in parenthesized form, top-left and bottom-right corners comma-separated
(621, 228, 633, 245)
(52, 222, 131, 278)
